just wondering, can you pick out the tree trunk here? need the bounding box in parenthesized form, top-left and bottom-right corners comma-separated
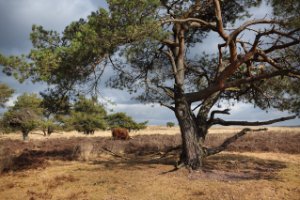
(175, 88, 206, 170)
(43, 129, 47, 136)
(47, 126, 53, 136)
(22, 131, 29, 141)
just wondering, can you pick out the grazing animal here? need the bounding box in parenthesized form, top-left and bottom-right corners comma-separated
(112, 128, 130, 140)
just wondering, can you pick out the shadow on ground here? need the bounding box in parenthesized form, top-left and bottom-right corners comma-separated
(89, 152, 286, 181)
(0, 133, 291, 181)
(201, 154, 286, 181)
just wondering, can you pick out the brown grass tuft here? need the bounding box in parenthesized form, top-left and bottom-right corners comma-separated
(45, 174, 79, 189)
(27, 189, 53, 200)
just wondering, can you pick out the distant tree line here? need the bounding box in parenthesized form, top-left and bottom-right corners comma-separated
(0, 89, 147, 140)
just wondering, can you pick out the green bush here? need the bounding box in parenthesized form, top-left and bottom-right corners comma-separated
(166, 122, 175, 127)
(1, 93, 43, 140)
(68, 96, 107, 134)
(2, 108, 40, 140)
(107, 112, 147, 131)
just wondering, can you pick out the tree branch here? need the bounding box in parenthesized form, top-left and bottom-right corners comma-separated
(227, 19, 280, 44)
(162, 49, 179, 83)
(213, 0, 228, 40)
(206, 128, 267, 156)
(265, 40, 300, 54)
(210, 115, 297, 126)
(162, 39, 179, 47)
(185, 69, 298, 103)
(157, 85, 175, 99)
(255, 49, 284, 70)
(226, 70, 300, 88)
(159, 101, 175, 111)
(214, 50, 256, 86)
(208, 109, 230, 123)
(161, 18, 216, 30)
(215, 43, 226, 78)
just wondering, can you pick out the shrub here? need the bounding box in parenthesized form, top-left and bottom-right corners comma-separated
(1, 93, 43, 140)
(166, 122, 175, 127)
(40, 119, 56, 136)
(68, 96, 107, 134)
(2, 108, 41, 140)
(107, 112, 148, 131)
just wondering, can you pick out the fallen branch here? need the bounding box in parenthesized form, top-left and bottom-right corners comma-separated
(206, 128, 267, 156)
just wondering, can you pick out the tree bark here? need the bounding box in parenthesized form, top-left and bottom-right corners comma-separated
(22, 131, 29, 141)
(47, 126, 53, 136)
(175, 87, 206, 170)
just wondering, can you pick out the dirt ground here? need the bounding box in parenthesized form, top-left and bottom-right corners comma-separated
(0, 126, 299, 200)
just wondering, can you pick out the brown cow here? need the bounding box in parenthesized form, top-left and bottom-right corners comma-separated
(111, 128, 130, 140)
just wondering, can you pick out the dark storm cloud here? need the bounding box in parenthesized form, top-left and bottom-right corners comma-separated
(0, 0, 107, 55)
(0, 1, 31, 54)
(0, 0, 107, 110)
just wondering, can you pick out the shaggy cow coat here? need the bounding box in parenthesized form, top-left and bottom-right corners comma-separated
(111, 128, 130, 140)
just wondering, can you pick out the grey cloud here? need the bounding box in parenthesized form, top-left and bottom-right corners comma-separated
(101, 88, 141, 105)
(0, 0, 106, 55)
(0, 0, 106, 111)
(0, 0, 106, 84)
(0, 70, 46, 95)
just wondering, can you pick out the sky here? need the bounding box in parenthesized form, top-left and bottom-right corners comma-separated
(0, 0, 299, 126)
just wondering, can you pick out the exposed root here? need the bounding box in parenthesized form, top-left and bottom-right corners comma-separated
(175, 161, 185, 169)
(159, 159, 186, 175)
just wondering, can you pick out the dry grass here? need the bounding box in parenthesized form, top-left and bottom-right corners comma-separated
(205, 130, 300, 154)
(0, 153, 299, 200)
(0, 126, 299, 200)
(0, 128, 299, 174)
(1, 125, 299, 141)
(0, 126, 180, 141)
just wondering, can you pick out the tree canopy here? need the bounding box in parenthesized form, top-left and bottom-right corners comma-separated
(1, 0, 299, 113)
(1, 93, 43, 140)
(166, 122, 175, 127)
(270, 0, 300, 28)
(67, 96, 107, 134)
(107, 112, 148, 131)
(11, 93, 43, 113)
(0, 83, 14, 108)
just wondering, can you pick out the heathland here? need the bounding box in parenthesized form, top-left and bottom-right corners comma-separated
(0, 126, 299, 200)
